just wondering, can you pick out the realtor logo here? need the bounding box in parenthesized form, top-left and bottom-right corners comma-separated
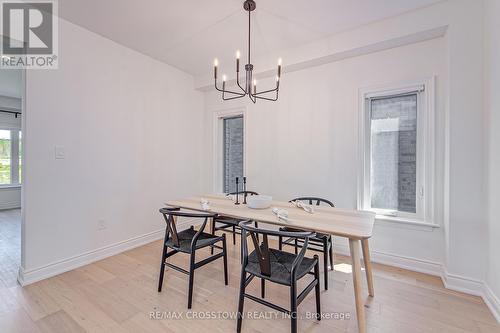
(1, 0, 58, 68)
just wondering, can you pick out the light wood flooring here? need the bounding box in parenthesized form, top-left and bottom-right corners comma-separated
(0, 220, 498, 332)
(0, 209, 21, 289)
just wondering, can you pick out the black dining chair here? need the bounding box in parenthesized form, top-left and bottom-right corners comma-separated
(158, 207, 228, 309)
(211, 191, 259, 248)
(237, 221, 321, 333)
(278, 197, 335, 290)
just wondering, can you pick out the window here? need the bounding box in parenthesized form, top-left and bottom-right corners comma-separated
(0, 129, 21, 186)
(18, 131, 22, 183)
(359, 81, 434, 224)
(0, 130, 12, 184)
(222, 116, 244, 193)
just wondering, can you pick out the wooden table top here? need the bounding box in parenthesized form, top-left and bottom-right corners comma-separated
(165, 194, 375, 240)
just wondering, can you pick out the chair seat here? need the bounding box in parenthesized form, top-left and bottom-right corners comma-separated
(279, 227, 329, 241)
(246, 248, 317, 285)
(165, 228, 221, 253)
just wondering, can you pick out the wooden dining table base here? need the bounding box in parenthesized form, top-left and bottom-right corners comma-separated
(346, 238, 374, 333)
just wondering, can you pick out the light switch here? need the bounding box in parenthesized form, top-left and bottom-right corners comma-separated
(55, 146, 65, 159)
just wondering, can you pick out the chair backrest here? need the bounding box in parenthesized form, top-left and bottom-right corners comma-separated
(228, 190, 259, 196)
(159, 207, 217, 247)
(239, 221, 315, 277)
(290, 197, 335, 207)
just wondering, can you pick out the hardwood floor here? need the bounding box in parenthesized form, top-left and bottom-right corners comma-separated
(0, 209, 21, 289)
(0, 229, 499, 332)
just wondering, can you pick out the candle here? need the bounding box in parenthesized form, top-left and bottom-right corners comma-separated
(236, 50, 240, 72)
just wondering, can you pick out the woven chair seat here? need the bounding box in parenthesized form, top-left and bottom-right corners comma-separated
(246, 248, 316, 285)
(165, 228, 222, 253)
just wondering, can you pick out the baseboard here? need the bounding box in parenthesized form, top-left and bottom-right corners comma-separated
(333, 242, 499, 323)
(17, 217, 202, 286)
(333, 243, 443, 277)
(441, 269, 484, 296)
(18, 228, 165, 286)
(483, 283, 500, 323)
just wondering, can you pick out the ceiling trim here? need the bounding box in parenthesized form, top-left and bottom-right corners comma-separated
(195, 26, 448, 91)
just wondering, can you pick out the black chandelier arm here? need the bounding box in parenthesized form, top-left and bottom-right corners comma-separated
(223, 93, 247, 101)
(252, 84, 279, 101)
(236, 71, 247, 94)
(214, 79, 224, 93)
(254, 92, 279, 101)
(222, 88, 246, 96)
(248, 92, 257, 104)
(215, 80, 245, 96)
(222, 82, 246, 99)
(223, 84, 246, 96)
(253, 85, 279, 96)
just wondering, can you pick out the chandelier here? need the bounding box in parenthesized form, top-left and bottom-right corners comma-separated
(213, 0, 282, 103)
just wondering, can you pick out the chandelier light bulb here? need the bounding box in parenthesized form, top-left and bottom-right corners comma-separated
(223, 75, 227, 82)
(253, 79, 257, 86)
(236, 50, 240, 59)
(214, 58, 218, 67)
(278, 58, 282, 66)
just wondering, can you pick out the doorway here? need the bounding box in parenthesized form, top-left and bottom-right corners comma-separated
(0, 68, 23, 288)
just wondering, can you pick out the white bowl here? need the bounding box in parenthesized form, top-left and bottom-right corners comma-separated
(247, 195, 273, 209)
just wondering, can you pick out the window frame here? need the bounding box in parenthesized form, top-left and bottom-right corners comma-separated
(213, 108, 247, 194)
(0, 127, 22, 187)
(358, 78, 436, 226)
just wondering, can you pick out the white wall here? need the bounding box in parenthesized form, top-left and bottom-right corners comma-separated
(21, 18, 204, 280)
(204, 37, 446, 266)
(484, 0, 500, 319)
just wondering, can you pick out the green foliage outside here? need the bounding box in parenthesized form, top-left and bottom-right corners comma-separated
(0, 138, 12, 184)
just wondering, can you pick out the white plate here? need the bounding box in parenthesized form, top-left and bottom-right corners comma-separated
(247, 195, 272, 209)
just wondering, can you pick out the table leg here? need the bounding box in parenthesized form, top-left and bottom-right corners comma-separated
(349, 238, 366, 333)
(361, 239, 374, 297)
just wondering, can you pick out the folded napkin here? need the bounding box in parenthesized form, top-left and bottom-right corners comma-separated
(291, 201, 314, 214)
(200, 198, 211, 211)
(272, 207, 289, 221)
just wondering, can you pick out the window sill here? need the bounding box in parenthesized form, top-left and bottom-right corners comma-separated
(375, 215, 439, 231)
(0, 184, 21, 189)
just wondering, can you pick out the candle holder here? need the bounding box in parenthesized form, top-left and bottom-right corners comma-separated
(235, 177, 240, 205)
(243, 177, 248, 204)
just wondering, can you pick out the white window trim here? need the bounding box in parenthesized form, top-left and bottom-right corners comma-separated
(0, 127, 22, 187)
(358, 78, 437, 227)
(212, 107, 247, 194)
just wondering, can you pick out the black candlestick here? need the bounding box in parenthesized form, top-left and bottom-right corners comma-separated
(235, 177, 240, 205)
(243, 177, 247, 204)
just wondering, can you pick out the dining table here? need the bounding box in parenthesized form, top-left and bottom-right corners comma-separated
(166, 193, 376, 333)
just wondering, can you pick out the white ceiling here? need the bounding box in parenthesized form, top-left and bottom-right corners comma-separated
(59, 0, 443, 77)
